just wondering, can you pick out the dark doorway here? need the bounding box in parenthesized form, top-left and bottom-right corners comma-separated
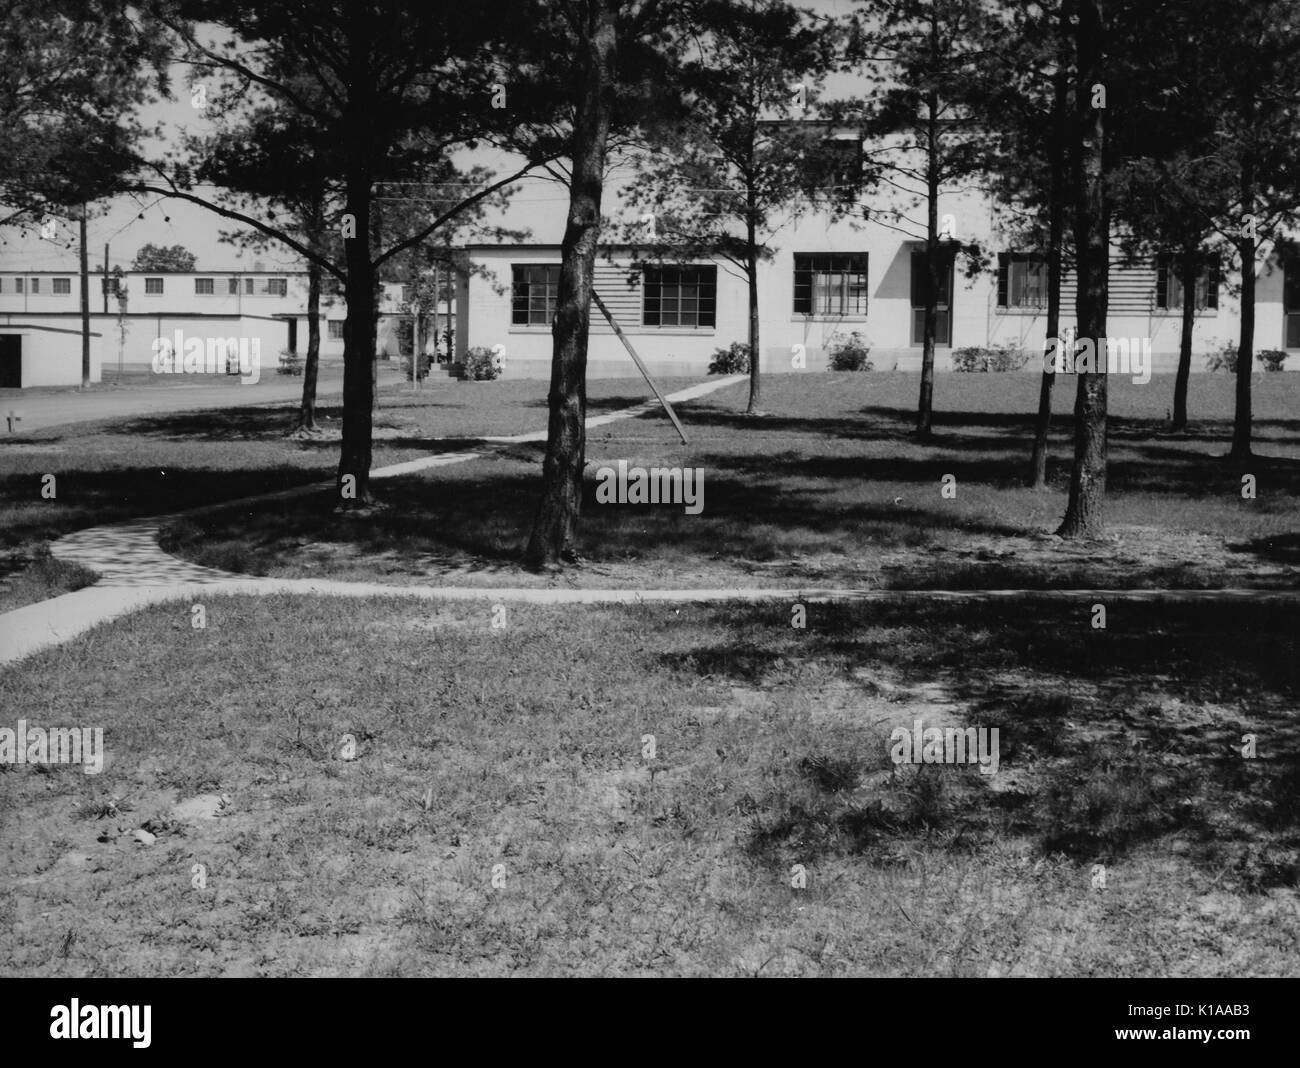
(910, 248, 955, 347)
(0, 335, 21, 388)
(287, 318, 299, 353)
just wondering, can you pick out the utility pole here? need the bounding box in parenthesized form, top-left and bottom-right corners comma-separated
(80, 206, 90, 389)
(102, 243, 109, 314)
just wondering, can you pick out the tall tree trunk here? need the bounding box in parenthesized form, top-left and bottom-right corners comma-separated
(339, 166, 376, 505)
(1171, 241, 1197, 432)
(917, 90, 940, 440)
(1057, 0, 1108, 539)
(745, 198, 761, 413)
(1230, 151, 1256, 459)
(524, 1, 617, 569)
(1029, 25, 1070, 488)
(299, 258, 322, 431)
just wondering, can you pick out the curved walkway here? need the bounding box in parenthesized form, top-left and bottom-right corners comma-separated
(3, 373, 1298, 666)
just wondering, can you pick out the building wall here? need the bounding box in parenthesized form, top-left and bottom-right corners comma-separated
(463, 195, 1300, 379)
(0, 324, 104, 387)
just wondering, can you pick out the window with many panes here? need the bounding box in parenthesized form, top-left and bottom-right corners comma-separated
(53, 278, 71, 295)
(195, 278, 214, 295)
(228, 277, 240, 295)
(997, 253, 1047, 309)
(145, 277, 164, 294)
(793, 254, 868, 316)
(1155, 253, 1218, 311)
(328, 320, 345, 339)
(642, 266, 716, 327)
(511, 265, 561, 325)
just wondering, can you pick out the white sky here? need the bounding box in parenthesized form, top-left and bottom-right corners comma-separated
(0, 0, 866, 275)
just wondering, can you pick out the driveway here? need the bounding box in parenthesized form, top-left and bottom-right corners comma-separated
(0, 360, 395, 433)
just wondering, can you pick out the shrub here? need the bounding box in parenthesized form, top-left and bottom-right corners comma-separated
(952, 344, 1030, 372)
(1258, 349, 1288, 372)
(400, 351, 433, 380)
(1204, 341, 1238, 373)
(827, 331, 872, 371)
(276, 348, 302, 376)
(708, 341, 750, 375)
(461, 345, 503, 381)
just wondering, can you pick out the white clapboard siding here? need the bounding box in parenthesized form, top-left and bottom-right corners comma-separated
(1057, 261, 1160, 315)
(591, 262, 645, 332)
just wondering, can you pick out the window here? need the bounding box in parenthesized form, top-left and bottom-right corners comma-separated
(328, 320, 345, 339)
(821, 137, 863, 194)
(400, 284, 413, 304)
(102, 276, 120, 297)
(1155, 253, 1218, 311)
(643, 266, 716, 327)
(30, 278, 39, 294)
(228, 277, 239, 295)
(53, 278, 71, 295)
(268, 277, 287, 297)
(794, 253, 868, 316)
(195, 278, 214, 295)
(511, 264, 561, 325)
(910, 248, 955, 346)
(245, 278, 255, 295)
(15, 278, 23, 293)
(997, 253, 1047, 309)
(145, 277, 164, 294)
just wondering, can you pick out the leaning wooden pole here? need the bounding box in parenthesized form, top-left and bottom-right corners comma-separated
(590, 289, 689, 445)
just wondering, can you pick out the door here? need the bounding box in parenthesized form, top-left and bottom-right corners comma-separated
(287, 318, 298, 354)
(1285, 261, 1300, 349)
(0, 335, 21, 388)
(911, 248, 954, 346)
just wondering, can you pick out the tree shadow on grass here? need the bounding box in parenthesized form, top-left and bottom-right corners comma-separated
(668, 598, 1300, 882)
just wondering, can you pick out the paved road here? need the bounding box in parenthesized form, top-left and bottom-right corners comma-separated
(0, 360, 422, 434)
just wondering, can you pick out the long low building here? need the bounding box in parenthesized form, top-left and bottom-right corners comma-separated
(5, 213, 1298, 386)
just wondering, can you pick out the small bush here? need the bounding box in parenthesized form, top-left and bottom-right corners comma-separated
(952, 344, 1031, 372)
(827, 331, 872, 371)
(461, 345, 503, 381)
(400, 351, 433, 380)
(708, 341, 750, 374)
(1205, 341, 1238, 373)
(1258, 349, 1288, 372)
(276, 348, 302, 376)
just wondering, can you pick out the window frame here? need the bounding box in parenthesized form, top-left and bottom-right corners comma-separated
(144, 277, 164, 295)
(511, 264, 562, 327)
(52, 277, 71, 295)
(642, 265, 717, 328)
(996, 252, 1048, 310)
(793, 253, 869, 318)
(194, 277, 215, 295)
(1155, 253, 1219, 313)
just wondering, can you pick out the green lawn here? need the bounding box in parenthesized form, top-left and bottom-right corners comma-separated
(0, 374, 707, 610)
(151, 371, 1300, 591)
(1, 593, 1295, 976)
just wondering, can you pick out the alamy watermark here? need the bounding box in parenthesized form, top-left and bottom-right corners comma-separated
(151, 330, 261, 384)
(890, 719, 1000, 776)
(594, 460, 704, 514)
(0, 720, 104, 774)
(1045, 332, 1151, 384)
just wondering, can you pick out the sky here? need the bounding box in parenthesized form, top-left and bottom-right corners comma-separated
(0, 0, 865, 276)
